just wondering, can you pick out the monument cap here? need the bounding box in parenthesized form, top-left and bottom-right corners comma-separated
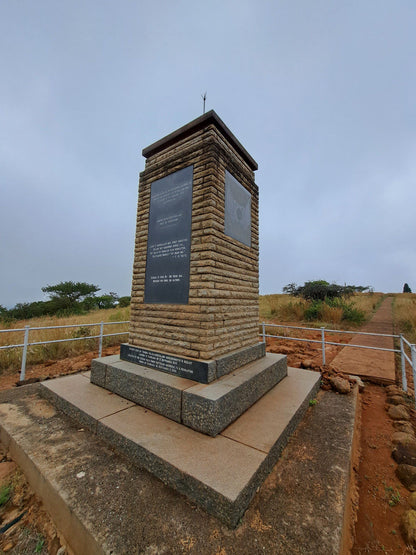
(142, 110, 258, 171)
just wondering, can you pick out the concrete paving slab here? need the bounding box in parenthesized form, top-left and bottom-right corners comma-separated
(223, 367, 320, 452)
(41, 374, 135, 432)
(0, 380, 358, 554)
(98, 405, 265, 501)
(330, 297, 396, 384)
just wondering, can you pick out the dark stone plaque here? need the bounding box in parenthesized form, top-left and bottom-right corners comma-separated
(120, 344, 211, 383)
(144, 165, 193, 304)
(224, 170, 251, 247)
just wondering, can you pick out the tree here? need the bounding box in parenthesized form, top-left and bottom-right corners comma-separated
(95, 292, 119, 309)
(403, 283, 412, 293)
(282, 280, 371, 301)
(282, 283, 298, 296)
(118, 296, 131, 307)
(42, 281, 100, 310)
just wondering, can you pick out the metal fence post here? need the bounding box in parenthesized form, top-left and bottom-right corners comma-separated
(98, 322, 104, 358)
(261, 322, 266, 343)
(20, 325, 30, 381)
(400, 334, 408, 392)
(321, 327, 326, 366)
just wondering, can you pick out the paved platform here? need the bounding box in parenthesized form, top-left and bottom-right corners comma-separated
(330, 297, 396, 384)
(91, 352, 287, 436)
(39, 367, 319, 527)
(0, 372, 358, 554)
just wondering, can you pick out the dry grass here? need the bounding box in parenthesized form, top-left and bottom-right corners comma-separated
(350, 292, 384, 315)
(0, 307, 130, 372)
(259, 294, 308, 322)
(259, 292, 385, 328)
(392, 293, 416, 344)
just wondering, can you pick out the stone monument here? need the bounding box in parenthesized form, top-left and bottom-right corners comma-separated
(91, 110, 287, 436)
(63, 110, 321, 527)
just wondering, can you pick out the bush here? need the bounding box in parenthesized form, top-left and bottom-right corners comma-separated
(341, 302, 365, 324)
(304, 301, 323, 321)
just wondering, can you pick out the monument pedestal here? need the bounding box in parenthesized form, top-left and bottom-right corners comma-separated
(39, 367, 321, 528)
(91, 350, 287, 436)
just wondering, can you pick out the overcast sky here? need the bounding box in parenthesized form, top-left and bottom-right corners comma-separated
(1, 1, 415, 307)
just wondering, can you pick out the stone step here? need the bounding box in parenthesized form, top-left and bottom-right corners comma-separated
(39, 367, 321, 527)
(90, 352, 287, 436)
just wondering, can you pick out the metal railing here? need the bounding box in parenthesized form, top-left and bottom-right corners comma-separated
(0, 321, 129, 381)
(1, 319, 415, 400)
(260, 322, 416, 395)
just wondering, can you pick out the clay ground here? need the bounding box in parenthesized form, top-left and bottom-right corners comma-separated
(0, 301, 414, 554)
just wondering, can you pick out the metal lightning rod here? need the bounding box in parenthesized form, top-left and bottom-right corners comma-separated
(201, 92, 207, 114)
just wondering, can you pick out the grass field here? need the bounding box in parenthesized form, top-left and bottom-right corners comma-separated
(0, 307, 130, 372)
(1, 292, 414, 373)
(259, 292, 385, 328)
(392, 293, 416, 344)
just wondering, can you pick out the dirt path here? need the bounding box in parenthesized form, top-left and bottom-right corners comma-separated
(352, 384, 413, 554)
(330, 297, 396, 384)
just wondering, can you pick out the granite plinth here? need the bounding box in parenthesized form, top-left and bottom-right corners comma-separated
(91, 351, 284, 436)
(182, 353, 287, 436)
(92, 356, 194, 423)
(119, 342, 265, 383)
(38, 367, 321, 527)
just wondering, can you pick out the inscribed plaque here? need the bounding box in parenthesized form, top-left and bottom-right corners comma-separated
(144, 165, 193, 304)
(224, 170, 251, 247)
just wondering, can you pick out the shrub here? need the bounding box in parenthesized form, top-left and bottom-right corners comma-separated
(341, 302, 365, 324)
(304, 300, 323, 321)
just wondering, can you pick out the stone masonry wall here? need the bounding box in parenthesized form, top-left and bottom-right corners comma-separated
(129, 123, 259, 361)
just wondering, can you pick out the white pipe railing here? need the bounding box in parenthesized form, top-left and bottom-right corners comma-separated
(1, 319, 415, 404)
(0, 321, 129, 381)
(259, 322, 416, 399)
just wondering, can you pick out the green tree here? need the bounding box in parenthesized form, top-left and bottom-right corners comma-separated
(95, 292, 119, 309)
(118, 296, 131, 307)
(42, 281, 100, 311)
(283, 280, 370, 301)
(403, 283, 412, 293)
(42, 281, 99, 303)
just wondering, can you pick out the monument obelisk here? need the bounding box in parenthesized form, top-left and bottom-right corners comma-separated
(91, 110, 287, 435)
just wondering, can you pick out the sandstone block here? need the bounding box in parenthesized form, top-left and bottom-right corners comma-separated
(401, 510, 416, 546)
(389, 404, 410, 421)
(397, 464, 416, 491)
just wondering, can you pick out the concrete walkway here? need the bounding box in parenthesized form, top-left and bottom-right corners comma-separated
(330, 297, 396, 384)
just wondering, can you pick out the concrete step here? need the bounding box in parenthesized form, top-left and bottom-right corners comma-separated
(39, 367, 320, 527)
(0, 370, 358, 554)
(91, 352, 287, 436)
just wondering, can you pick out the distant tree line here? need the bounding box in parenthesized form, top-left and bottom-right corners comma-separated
(0, 281, 131, 322)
